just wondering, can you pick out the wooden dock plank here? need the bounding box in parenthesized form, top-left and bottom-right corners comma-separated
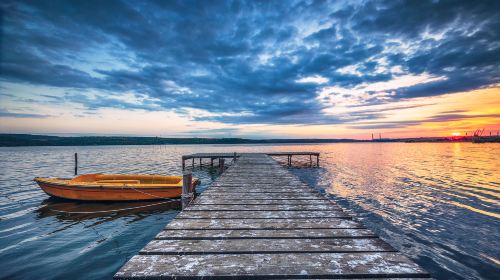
(155, 228, 377, 240)
(114, 253, 429, 279)
(165, 218, 364, 230)
(194, 198, 330, 204)
(195, 193, 326, 200)
(211, 184, 311, 188)
(176, 210, 349, 219)
(203, 187, 318, 193)
(140, 238, 396, 255)
(185, 204, 341, 211)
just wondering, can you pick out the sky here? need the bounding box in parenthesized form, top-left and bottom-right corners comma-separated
(1, 0, 499, 139)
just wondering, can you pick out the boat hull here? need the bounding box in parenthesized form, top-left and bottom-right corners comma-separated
(35, 179, 196, 201)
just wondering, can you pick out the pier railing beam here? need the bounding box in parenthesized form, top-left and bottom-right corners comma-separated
(182, 172, 193, 209)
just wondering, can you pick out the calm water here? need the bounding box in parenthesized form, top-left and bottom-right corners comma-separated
(0, 143, 498, 279)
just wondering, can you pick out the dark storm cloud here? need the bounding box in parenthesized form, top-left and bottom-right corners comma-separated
(181, 127, 241, 136)
(1, 0, 499, 124)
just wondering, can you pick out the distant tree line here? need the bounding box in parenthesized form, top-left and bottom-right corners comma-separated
(2, 134, 494, 147)
(0, 134, 367, 147)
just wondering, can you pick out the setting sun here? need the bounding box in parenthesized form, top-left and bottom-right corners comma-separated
(452, 132, 461, 136)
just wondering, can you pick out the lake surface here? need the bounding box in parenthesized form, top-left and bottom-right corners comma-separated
(0, 143, 498, 279)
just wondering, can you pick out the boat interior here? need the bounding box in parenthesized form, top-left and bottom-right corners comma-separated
(69, 174, 183, 186)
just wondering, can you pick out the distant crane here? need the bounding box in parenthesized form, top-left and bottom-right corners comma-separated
(472, 128, 486, 143)
(473, 128, 484, 137)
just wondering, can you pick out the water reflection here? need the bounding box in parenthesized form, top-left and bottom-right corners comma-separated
(36, 198, 181, 223)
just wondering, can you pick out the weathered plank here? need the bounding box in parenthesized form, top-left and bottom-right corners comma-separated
(165, 218, 364, 230)
(203, 187, 317, 193)
(114, 253, 429, 279)
(208, 182, 310, 186)
(193, 198, 331, 205)
(140, 238, 396, 255)
(195, 193, 325, 200)
(155, 228, 377, 240)
(210, 183, 310, 188)
(186, 204, 341, 211)
(176, 210, 349, 219)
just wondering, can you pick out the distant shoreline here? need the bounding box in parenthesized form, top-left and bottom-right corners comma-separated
(1, 134, 498, 147)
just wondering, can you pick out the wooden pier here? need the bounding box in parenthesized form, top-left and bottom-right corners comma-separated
(182, 152, 320, 169)
(115, 153, 429, 279)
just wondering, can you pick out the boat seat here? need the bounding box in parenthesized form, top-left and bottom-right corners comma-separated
(95, 180, 141, 184)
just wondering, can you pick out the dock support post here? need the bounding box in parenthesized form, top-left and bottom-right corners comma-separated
(219, 158, 225, 174)
(317, 155, 319, 167)
(233, 152, 237, 162)
(210, 158, 214, 167)
(192, 158, 194, 168)
(182, 158, 185, 170)
(182, 172, 193, 209)
(74, 153, 78, 175)
(199, 158, 202, 168)
(310, 155, 312, 166)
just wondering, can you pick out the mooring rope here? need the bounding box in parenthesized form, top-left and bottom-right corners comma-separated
(122, 183, 175, 200)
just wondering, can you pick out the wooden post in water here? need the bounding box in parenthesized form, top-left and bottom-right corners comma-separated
(192, 158, 194, 169)
(233, 152, 237, 162)
(182, 158, 185, 170)
(316, 154, 320, 167)
(210, 158, 214, 167)
(182, 172, 193, 209)
(219, 158, 225, 174)
(310, 155, 312, 166)
(199, 158, 202, 168)
(74, 153, 78, 175)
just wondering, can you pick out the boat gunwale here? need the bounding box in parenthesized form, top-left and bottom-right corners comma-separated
(34, 177, 198, 190)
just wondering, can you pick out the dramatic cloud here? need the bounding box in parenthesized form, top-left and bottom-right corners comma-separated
(349, 113, 500, 130)
(1, 0, 499, 129)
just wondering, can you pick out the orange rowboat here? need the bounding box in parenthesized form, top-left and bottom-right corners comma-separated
(34, 174, 200, 201)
